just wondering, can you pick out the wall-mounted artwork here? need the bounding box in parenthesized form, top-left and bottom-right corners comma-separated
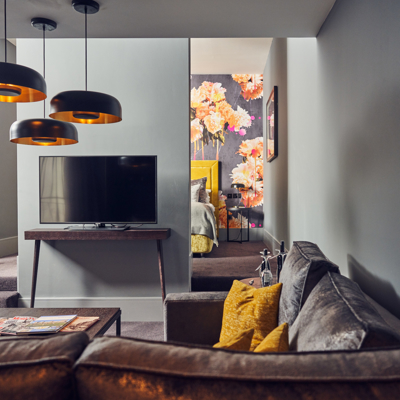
(191, 74, 264, 229)
(266, 86, 278, 162)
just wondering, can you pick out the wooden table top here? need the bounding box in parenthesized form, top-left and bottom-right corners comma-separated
(25, 228, 171, 241)
(0, 308, 120, 340)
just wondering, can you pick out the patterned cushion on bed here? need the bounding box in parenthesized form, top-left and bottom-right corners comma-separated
(191, 177, 208, 203)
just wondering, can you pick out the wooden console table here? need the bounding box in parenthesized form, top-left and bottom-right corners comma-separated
(25, 228, 171, 308)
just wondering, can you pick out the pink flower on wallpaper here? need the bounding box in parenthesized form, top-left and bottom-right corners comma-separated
(228, 125, 235, 132)
(239, 129, 246, 136)
(251, 116, 255, 120)
(251, 223, 256, 228)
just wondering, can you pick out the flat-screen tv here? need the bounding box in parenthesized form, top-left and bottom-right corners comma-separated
(39, 156, 157, 224)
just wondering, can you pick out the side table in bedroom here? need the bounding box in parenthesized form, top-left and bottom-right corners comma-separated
(227, 207, 250, 243)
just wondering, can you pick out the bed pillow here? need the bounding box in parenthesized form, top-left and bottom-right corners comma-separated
(191, 177, 208, 203)
(205, 189, 211, 204)
(191, 184, 201, 202)
(278, 241, 340, 327)
(219, 280, 282, 351)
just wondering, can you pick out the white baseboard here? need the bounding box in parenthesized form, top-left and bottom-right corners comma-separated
(18, 297, 163, 322)
(218, 228, 264, 242)
(0, 236, 17, 258)
(263, 229, 286, 254)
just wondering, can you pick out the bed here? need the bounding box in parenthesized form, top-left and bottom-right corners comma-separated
(191, 160, 219, 254)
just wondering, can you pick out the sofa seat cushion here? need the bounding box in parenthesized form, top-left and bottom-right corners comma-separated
(74, 336, 400, 400)
(278, 241, 340, 326)
(0, 332, 88, 400)
(289, 272, 400, 351)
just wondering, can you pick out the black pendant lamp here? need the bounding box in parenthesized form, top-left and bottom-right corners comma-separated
(50, 0, 122, 124)
(9, 18, 78, 146)
(0, 0, 46, 102)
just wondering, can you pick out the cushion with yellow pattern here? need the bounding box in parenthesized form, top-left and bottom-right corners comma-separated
(219, 280, 282, 351)
(213, 328, 254, 351)
(253, 323, 289, 353)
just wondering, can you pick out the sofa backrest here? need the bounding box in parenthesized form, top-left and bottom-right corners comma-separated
(289, 272, 400, 351)
(278, 241, 340, 326)
(0, 332, 88, 400)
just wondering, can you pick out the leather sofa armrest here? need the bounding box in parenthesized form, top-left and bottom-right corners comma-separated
(164, 291, 228, 345)
(74, 336, 400, 400)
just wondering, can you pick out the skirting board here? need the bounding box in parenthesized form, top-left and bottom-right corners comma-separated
(18, 297, 163, 322)
(0, 236, 17, 258)
(263, 229, 289, 253)
(219, 228, 264, 242)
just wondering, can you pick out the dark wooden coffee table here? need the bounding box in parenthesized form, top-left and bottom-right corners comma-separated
(0, 308, 121, 340)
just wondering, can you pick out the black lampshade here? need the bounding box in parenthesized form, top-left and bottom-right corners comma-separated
(50, 90, 122, 124)
(231, 183, 245, 189)
(0, 62, 46, 103)
(10, 119, 78, 146)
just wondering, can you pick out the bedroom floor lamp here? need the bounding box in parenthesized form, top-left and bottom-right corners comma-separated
(49, 0, 122, 124)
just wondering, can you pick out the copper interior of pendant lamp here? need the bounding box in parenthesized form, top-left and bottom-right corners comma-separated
(0, 0, 46, 102)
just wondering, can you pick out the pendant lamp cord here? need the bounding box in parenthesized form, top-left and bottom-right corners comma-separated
(43, 25, 45, 118)
(4, 0, 7, 63)
(85, 6, 87, 91)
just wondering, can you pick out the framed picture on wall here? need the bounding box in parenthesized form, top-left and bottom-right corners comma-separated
(266, 86, 278, 162)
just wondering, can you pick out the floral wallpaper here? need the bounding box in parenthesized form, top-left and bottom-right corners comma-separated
(191, 74, 264, 229)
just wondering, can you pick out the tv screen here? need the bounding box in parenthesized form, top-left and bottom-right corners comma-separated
(39, 156, 157, 224)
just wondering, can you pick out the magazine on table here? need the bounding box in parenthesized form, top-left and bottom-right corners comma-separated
(16, 315, 78, 335)
(61, 316, 100, 332)
(0, 316, 37, 335)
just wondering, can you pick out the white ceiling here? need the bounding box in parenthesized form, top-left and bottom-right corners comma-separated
(4, 0, 336, 39)
(191, 38, 272, 74)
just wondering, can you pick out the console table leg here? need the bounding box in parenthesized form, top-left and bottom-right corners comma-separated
(30, 240, 41, 308)
(116, 314, 121, 336)
(157, 239, 166, 302)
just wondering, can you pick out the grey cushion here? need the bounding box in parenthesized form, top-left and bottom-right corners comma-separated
(0, 332, 89, 400)
(74, 335, 400, 400)
(289, 272, 400, 351)
(278, 241, 340, 326)
(191, 177, 208, 203)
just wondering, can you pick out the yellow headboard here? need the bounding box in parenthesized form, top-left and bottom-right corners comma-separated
(191, 160, 219, 234)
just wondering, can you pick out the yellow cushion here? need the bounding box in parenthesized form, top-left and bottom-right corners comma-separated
(220, 280, 283, 351)
(253, 323, 289, 353)
(191, 234, 214, 253)
(213, 328, 254, 351)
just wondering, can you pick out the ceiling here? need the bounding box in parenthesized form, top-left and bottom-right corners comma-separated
(4, 0, 336, 39)
(191, 39, 272, 74)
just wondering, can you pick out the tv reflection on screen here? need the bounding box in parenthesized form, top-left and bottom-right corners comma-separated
(39, 156, 157, 224)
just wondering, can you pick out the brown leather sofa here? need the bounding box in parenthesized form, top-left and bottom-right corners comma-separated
(2, 242, 400, 400)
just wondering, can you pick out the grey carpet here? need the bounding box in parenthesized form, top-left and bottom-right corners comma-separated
(0, 254, 17, 291)
(105, 321, 164, 341)
(192, 241, 268, 291)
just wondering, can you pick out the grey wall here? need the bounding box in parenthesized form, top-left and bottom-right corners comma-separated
(0, 41, 17, 257)
(17, 39, 190, 320)
(263, 38, 288, 252)
(264, 0, 400, 316)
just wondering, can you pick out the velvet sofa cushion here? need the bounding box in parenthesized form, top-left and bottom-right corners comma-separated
(289, 272, 400, 351)
(278, 241, 340, 326)
(74, 336, 400, 400)
(0, 332, 88, 400)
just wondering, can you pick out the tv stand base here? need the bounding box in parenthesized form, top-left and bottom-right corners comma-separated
(66, 225, 129, 231)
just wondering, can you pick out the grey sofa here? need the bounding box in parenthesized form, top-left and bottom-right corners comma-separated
(2, 241, 400, 400)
